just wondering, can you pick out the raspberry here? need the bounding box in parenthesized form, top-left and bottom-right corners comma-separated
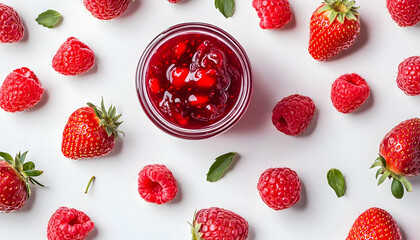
(192, 207, 248, 240)
(83, 0, 130, 20)
(47, 207, 94, 240)
(386, 0, 420, 27)
(257, 167, 301, 210)
(331, 73, 370, 113)
(397, 56, 420, 96)
(252, 0, 292, 29)
(271, 94, 315, 136)
(168, 0, 182, 3)
(0, 3, 24, 43)
(138, 164, 178, 204)
(52, 37, 95, 76)
(0, 67, 44, 112)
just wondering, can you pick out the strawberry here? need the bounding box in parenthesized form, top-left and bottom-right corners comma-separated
(371, 118, 420, 198)
(83, 0, 130, 20)
(0, 67, 44, 113)
(168, 0, 183, 3)
(252, 0, 292, 29)
(272, 94, 315, 136)
(191, 207, 248, 240)
(387, 0, 420, 27)
(0, 151, 44, 213)
(308, 0, 360, 61)
(61, 99, 123, 160)
(257, 167, 301, 210)
(396, 56, 420, 96)
(171, 67, 189, 88)
(331, 73, 370, 113)
(346, 207, 402, 240)
(47, 207, 94, 240)
(52, 37, 95, 76)
(137, 164, 178, 204)
(0, 3, 24, 43)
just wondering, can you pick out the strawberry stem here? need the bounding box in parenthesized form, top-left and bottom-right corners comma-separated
(84, 176, 95, 194)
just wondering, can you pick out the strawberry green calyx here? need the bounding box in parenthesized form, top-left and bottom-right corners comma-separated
(0, 151, 44, 197)
(87, 98, 124, 139)
(318, 0, 359, 24)
(190, 211, 204, 240)
(371, 155, 413, 199)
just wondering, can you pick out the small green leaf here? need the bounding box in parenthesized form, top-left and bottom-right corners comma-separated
(391, 178, 404, 199)
(23, 161, 35, 171)
(24, 170, 43, 177)
(206, 152, 237, 182)
(378, 171, 391, 185)
(0, 152, 14, 165)
(327, 168, 346, 198)
(399, 177, 413, 192)
(337, 13, 345, 23)
(318, 4, 332, 13)
(36, 10, 62, 28)
(215, 0, 235, 18)
(29, 178, 45, 187)
(19, 151, 28, 164)
(375, 168, 384, 179)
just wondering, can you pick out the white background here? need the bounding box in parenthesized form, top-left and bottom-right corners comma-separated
(1, 0, 420, 239)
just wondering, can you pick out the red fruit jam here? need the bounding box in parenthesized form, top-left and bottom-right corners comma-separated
(146, 34, 242, 128)
(137, 23, 252, 139)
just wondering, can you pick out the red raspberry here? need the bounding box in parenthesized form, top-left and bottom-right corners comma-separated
(52, 37, 95, 76)
(0, 67, 44, 112)
(397, 56, 420, 96)
(191, 207, 248, 240)
(138, 164, 178, 204)
(331, 73, 370, 113)
(272, 94, 315, 136)
(47, 207, 94, 240)
(252, 0, 292, 29)
(83, 0, 130, 20)
(387, 0, 420, 27)
(0, 3, 24, 43)
(257, 167, 301, 210)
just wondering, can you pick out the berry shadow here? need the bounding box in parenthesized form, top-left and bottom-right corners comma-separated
(248, 225, 256, 240)
(293, 181, 307, 210)
(103, 139, 124, 159)
(399, 225, 407, 239)
(282, 9, 297, 31)
(168, 180, 183, 204)
(327, 18, 369, 61)
(298, 107, 319, 137)
(85, 228, 98, 240)
(27, 90, 49, 112)
(19, 186, 41, 212)
(20, 18, 29, 43)
(352, 89, 374, 115)
(119, 0, 141, 19)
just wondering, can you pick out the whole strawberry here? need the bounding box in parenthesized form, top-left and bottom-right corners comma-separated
(331, 73, 369, 113)
(387, 0, 420, 27)
(257, 167, 301, 210)
(61, 99, 123, 159)
(272, 94, 315, 136)
(52, 37, 95, 76)
(252, 0, 292, 29)
(138, 164, 178, 204)
(0, 67, 44, 112)
(371, 118, 420, 198)
(0, 151, 44, 213)
(309, 0, 360, 61)
(346, 207, 402, 240)
(47, 207, 94, 240)
(396, 56, 420, 96)
(83, 0, 130, 20)
(0, 3, 24, 43)
(191, 207, 248, 240)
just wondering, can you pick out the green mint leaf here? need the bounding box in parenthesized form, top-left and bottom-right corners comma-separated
(327, 168, 346, 198)
(206, 152, 237, 182)
(391, 178, 404, 199)
(36, 10, 62, 28)
(215, 0, 235, 18)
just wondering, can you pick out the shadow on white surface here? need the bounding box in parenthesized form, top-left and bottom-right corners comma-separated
(169, 178, 183, 204)
(86, 227, 98, 240)
(294, 181, 307, 210)
(298, 107, 319, 138)
(20, 186, 38, 212)
(352, 89, 374, 115)
(248, 225, 256, 240)
(119, 0, 141, 20)
(27, 90, 49, 112)
(105, 139, 124, 159)
(282, 9, 297, 31)
(20, 17, 29, 43)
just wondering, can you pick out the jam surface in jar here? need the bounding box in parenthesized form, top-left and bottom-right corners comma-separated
(146, 33, 242, 129)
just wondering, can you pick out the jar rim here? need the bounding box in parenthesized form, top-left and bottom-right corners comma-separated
(136, 22, 253, 140)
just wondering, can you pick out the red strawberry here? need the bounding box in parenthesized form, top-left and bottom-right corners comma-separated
(252, 0, 292, 29)
(272, 94, 315, 136)
(371, 118, 420, 198)
(387, 0, 420, 27)
(396, 56, 420, 96)
(194, 69, 216, 88)
(168, 0, 183, 3)
(47, 207, 94, 240)
(309, 0, 360, 61)
(0, 151, 44, 213)
(0, 3, 24, 43)
(257, 167, 301, 210)
(171, 67, 189, 88)
(61, 99, 124, 160)
(137, 164, 178, 204)
(83, 0, 130, 20)
(331, 73, 370, 113)
(52, 37, 95, 76)
(346, 207, 402, 240)
(191, 207, 248, 240)
(0, 67, 44, 112)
